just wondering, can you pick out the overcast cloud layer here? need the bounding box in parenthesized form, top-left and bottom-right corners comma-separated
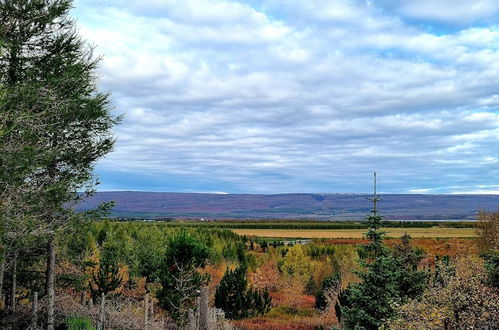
(73, 0, 499, 194)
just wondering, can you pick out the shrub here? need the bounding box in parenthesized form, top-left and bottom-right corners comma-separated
(65, 316, 95, 330)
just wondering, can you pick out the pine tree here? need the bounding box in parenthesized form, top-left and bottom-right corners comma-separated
(340, 256, 401, 329)
(157, 230, 210, 323)
(0, 1, 119, 328)
(90, 236, 123, 301)
(215, 265, 272, 319)
(392, 233, 428, 299)
(338, 173, 425, 329)
(340, 193, 400, 328)
(215, 265, 248, 319)
(315, 271, 341, 310)
(363, 173, 388, 259)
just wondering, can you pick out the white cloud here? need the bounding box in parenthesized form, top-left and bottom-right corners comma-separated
(73, 0, 499, 193)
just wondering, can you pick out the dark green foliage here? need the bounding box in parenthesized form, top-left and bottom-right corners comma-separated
(481, 253, 499, 288)
(392, 234, 428, 299)
(307, 244, 336, 259)
(157, 230, 210, 322)
(334, 288, 350, 322)
(248, 287, 272, 316)
(89, 236, 123, 300)
(236, 242, 248, 266)
(315, 271, 341, 310)
(215, 265, 272, 319)
(164, 229, 209, 268)
(339, 192, 427, 329)
(363, 213, 388, 258)
(0, 0, 119, 213)
(1, 3, 119, 328)
(215, 266, 247, 319)
(340, 243, 428, 329)
(65, 316, 95, 330)
(340, 256, 402, 330)
(134, 231, 165, 282)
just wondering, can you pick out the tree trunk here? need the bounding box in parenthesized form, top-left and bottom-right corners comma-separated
(187, 309, 196, 330)
(32, 291, 38, 328)
(46, 239, 56, 330)
(144, 293, 149, 330)
(199, 286, 209, 330)
(0, 251, 5, 308)
(98, 293, 106, 330)
(9, 253, 17, 310)
(150, 297, 154, 320)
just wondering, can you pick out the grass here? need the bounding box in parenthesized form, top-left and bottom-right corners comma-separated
(231, 227, 476, 239)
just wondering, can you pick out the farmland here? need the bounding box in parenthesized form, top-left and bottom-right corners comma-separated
(231, 226, 477, 239)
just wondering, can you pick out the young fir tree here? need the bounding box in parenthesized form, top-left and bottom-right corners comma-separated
(157, 230, 210, 323)
(0, 1, 119, 328)
(315, 271, 341, 310)
(215, 264, 272, 319)
(338, 174, 397, 329)
(392, 233, 428, 299)
(338, 173, 426, 329)
(90, 235, 123, 301)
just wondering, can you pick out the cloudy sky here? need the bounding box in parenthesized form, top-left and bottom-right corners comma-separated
(72, 0, 499, 194)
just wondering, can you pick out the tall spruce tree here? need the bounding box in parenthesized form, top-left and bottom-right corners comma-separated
(339, 173, 399, 329)
(338, 173, 427, 329)
(0, 1, 118, 328)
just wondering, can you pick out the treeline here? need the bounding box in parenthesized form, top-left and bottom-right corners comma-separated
(114, 219, 476, 229)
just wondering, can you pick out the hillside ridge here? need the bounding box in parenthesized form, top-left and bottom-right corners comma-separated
(78, 191, 499, 220)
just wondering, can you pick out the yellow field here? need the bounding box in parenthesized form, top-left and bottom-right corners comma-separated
(231, 227, 476, 239)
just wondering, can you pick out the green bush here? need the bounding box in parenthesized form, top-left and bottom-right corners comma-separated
(65, 316, 95, 330)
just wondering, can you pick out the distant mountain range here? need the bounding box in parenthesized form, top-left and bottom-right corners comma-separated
(77, 191, 499, 220)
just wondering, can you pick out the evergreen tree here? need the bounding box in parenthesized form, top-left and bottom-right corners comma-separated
(215, 265, 272, 319)
(392, 233, 428, 299)
(157, 230, 210, 323)
(0, 1, 119, 327)
(338, 174, 427, 329)
(215, 265, 249, 319)
(315, 271, 341, 310)
(89, 235, 123, 301)
(340, 256, 402, 329)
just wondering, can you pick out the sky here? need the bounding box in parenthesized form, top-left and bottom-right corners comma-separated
(72, 0, 499, 194)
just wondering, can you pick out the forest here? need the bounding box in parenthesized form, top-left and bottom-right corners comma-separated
(0, 210, 498, 329)
(1, 0, 498, 329)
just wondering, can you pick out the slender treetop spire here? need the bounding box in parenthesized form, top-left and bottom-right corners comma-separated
(367, 171, 381, 215)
